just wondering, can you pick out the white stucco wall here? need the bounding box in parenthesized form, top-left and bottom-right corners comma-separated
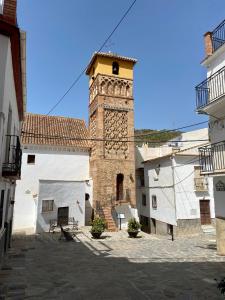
(141, 155, 215, 227)
(36, 180, 88, 233)
(0, 35, 20, 173)
(13, 147, 92, 234)
(174, 156, 215, 221)
(0, 34, 21, 248)
(144, 158, 177, 226)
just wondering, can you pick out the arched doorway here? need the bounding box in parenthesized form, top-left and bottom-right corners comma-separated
(116, 174, 124, 201)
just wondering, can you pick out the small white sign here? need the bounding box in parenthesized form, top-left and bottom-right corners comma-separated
(117, 213, 125, 219)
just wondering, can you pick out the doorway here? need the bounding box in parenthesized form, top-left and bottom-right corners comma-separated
(116, 174, 124, 201)
(200, 200, 211, 225)
(57, 207, 69, 226)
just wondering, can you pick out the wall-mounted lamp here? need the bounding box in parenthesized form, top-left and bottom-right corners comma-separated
(76, 200, 80, 205)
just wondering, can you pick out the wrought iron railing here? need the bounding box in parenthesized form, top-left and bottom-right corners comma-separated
(196, 65, 225, 109)
(212, 19, 225, 52)
(2, 135, 22, 178)
(199, 141, 225, 174)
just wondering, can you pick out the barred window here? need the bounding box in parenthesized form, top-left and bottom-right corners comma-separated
(152, 195, 157, 210)
(42, 200, 54, 213)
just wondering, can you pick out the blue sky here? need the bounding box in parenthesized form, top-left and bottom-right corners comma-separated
(17, 0, 225, 130)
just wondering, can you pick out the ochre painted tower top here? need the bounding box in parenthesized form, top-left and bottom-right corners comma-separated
(86, 52, 137, 86)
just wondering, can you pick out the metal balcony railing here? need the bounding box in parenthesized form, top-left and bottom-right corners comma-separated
(199, 141, 225, 174)
(212, 19, 225, 52)
(2, 135, 22, 178)
(196, 65, 225, 109)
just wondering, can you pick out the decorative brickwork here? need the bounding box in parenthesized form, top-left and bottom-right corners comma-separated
(89, 112, 97, 156)
(104, 109, 128, 158)
(90, 74, 133, 103)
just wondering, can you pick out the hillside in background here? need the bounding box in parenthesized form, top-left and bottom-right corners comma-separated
(134, 129, 181, 147)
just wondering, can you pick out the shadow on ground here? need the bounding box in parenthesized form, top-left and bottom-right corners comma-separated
(0, 233, 224, 299)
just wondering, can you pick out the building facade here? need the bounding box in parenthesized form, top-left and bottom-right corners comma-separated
(86, 52, 138, 230)
(13, 113, 92, 234)
(196, 19, 225, 254)
(136, 129, 215, 236)
(0, 0, 26, 264)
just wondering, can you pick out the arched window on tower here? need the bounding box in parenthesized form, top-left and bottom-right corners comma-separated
(112, 61, 119, 75)
(116, 173, 124, 200)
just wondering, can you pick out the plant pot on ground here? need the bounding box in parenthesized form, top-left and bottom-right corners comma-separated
(127, 218, 141, 238)
(90, 217, 106, 239)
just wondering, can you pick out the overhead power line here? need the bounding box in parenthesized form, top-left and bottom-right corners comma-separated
(134, 120, 208, 138)
(46, 0, 137, 116)
(21, 131, 208, 144)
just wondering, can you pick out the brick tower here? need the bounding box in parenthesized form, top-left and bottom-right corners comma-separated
(86, 52, 137, 229)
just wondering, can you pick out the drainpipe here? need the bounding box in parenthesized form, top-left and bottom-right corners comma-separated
(171, 154, 177, 240)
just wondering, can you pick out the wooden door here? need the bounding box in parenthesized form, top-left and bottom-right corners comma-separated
(200, 200, 211, 225)
(57, 207, 69, 226)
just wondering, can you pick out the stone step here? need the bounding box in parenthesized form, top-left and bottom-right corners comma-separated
(201, 225, 216, 235)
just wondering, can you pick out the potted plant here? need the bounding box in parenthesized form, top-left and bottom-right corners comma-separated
(90, 217, 106, 239)
(127, 218, 141, 238)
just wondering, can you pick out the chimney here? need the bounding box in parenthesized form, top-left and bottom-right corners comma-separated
(204, 31, 213, 57)
(1, 0, 17, 25)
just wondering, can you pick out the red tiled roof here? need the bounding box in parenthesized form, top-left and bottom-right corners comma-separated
(22, 113, 90, 150)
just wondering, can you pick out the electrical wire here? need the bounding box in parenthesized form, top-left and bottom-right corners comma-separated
(134, 120, 208, 138)
(46, 0, 137, 115)
(21, 130, 209, 144)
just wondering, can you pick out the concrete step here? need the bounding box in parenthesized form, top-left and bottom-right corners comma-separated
(201, 225, 216, 235)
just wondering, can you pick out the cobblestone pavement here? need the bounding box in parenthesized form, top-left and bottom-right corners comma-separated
(0, 229, 225, 299)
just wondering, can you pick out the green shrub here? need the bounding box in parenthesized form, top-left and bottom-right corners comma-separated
(91, 217, 106, 233)
(127, 218, 141, 232)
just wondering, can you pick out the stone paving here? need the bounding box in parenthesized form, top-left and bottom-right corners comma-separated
(0, 229, 225, 299)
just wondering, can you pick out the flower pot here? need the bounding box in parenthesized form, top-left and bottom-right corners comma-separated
(128, 231, 139, 238)
(91, 231, 102, 239)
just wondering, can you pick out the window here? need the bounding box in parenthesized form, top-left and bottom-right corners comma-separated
(27, 155, 35, 164)
(142, 194, 147, 206)
(152, 195, 157, 209)
(139, 168, 145, 186)
(0, 190, 4, 229)
(42, 200, 54, 213)
(112, 61, 119, 75)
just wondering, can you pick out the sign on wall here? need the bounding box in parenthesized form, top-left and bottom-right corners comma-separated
(216, 180, 225, 191)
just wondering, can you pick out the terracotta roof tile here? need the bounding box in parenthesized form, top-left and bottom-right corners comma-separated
(22, 113, 90, 150)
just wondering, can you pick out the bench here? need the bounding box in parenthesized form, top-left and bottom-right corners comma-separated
(49, 217, 79, 233)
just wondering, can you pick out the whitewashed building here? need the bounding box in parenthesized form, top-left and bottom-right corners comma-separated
(196, 19, 225, 254)
(136, 129, 215, 236)
(13, 113, 92, 234)
(0, 0, 26, 264)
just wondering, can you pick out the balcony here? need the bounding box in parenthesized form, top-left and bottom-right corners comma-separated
(2, 135, 22, 179)
(199, 141, 225, 174)
(194, 177, 208, 192)
(196, 65, 225, 110)
(211, 19, 225, 53)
